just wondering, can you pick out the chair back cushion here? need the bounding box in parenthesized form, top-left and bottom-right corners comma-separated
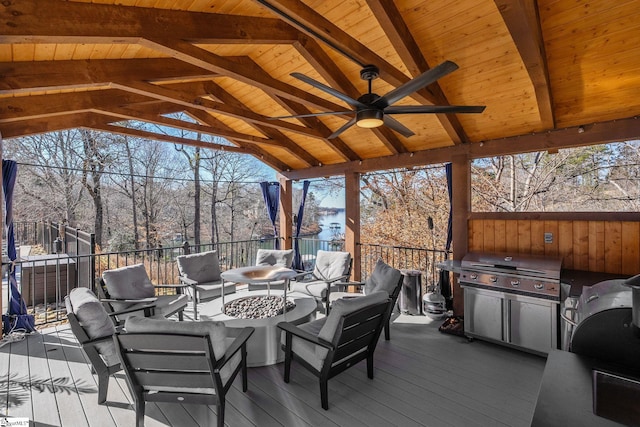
(255, 249, 294, 267)
(318, 291, 388, 343)
(176, 250, 221, 283)
(102, 264, 155, 299)
(124, 316, 238, 384)
(65, 287, 118, 364)
(313, 250, 351, 281)
(364, 259, 402, 296)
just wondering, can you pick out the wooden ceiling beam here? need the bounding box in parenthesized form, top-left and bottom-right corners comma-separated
(0, 90, 152, 122)
(111, 80, 324, 139)
(88, 121, 249, 155)
(293, 37, 407, 154)
(139, 38, 345, 114)
(366, 0, 470, 145)
(185, 109, 291, 171)
(205, 81, 322, 168)
(256, 0, 467, 143)
(0, 58, 217, 95)
(282, 116, 640, 180)
(0, 112, 97, 138)
(0, 0, 299, 44)
(235, 54, 361, 162)
(93, 105, 275, 146)
(494, 0, 554, 129)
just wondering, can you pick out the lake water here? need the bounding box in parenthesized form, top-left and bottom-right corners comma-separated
(317, 211, 346, 241)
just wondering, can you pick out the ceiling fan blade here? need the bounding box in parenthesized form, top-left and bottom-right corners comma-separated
(383, 115, 415, 138)
(385, 105, 486, 114)
(374, 60, 459, 108)
(291, 73, 367, 109)
(268, 111, 354, 120)
(328, 117, 357, 139)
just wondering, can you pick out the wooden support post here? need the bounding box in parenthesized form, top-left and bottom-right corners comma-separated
(451, 155, 470, 315)
(345, 172, 361, 281)
(278, 176, 292, 250)
(0, 132, 3, 338)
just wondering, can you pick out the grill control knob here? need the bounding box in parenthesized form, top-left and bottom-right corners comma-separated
(504, 256, 513, 262)
(470, 273, 478, 280)
(534, 283, 544, 290)
(490, 276, 498, 283)
(511, 280, 520, 287)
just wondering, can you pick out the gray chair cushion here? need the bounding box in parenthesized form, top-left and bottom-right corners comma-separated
(364, 259, 402, 295)
(102, 264, 155, 299)
(124, 316, 239, 385)
(66, 287, 118, 366)
(290, 280, 330, 299)
(312, 250, 351, 281)
(176, 250, 221, 283)
(318, 291, 388, 344)
(290, 318, 327, 371)
(255, 249, 294, 267)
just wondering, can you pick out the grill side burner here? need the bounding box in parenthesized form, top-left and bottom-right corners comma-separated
(459, 252, 563, 355)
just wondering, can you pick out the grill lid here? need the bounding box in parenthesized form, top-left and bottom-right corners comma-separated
(461, 251, 562, 280)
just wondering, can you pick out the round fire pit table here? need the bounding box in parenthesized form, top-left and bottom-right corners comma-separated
(199, 290, 316, 366)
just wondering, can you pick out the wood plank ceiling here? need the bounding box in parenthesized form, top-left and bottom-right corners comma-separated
(0, 0, 639, 179)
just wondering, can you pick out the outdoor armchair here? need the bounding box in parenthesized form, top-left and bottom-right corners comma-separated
(99, 263, 188, 321)
(328, 258, 403, 340)
(248, 248, 295, 291)
(115, 316, 254, 427)
(64, 287, 154, 404)
(175, 250, 236, 319)
(277, 291, 390, 410)
(289, 250, 352, 313)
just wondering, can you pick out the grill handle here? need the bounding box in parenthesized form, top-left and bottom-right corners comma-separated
(560, 306, 578, 327)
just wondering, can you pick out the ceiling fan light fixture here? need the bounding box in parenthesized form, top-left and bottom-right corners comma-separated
(356, 109, 384, 128)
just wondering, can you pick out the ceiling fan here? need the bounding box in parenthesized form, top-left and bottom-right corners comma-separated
(272, 60, 485, 139)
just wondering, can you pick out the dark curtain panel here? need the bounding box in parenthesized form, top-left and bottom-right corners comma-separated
(2, 160, 35, 333)
(260, 181, 280, 249)
(445, 162, 453, 256)
(292, 180, 310, 270)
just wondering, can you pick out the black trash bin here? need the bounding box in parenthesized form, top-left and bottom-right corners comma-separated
(399, 269, 422, 315)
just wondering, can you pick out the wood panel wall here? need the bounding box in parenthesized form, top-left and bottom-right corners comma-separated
(468, 215, 640, 275)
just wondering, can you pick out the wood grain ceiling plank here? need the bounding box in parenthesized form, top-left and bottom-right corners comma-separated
(254, 0, 468, 144)
(366, 0, 470, 145)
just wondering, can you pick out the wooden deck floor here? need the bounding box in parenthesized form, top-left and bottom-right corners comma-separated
(0, 308, 546, 427)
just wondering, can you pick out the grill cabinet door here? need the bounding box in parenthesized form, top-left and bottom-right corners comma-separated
(508, 296, 557, 354)
(464, 288, 504, 341)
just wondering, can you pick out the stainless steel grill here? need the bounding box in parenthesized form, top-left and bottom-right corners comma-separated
(459, 252, 562, 300)
(459, 251, 563, 355)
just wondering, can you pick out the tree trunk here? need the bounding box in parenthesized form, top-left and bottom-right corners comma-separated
(124, 137, 140, 249)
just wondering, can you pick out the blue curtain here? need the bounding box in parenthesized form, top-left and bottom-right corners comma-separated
(2, 160, 35, 333)
(260, 181, 280, 249)
(292, 180, 310, 270)
(445, 162, 453, 257)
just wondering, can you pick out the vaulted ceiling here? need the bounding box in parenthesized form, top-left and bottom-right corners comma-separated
(1, 0, 639, 179)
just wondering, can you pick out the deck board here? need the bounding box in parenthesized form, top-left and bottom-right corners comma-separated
(0, 305, 547, 427)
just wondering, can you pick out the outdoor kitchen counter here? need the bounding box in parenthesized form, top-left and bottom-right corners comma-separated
(532, 350, 627, 426)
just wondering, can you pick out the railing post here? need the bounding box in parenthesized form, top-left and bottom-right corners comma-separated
(90, 233, 96, 293)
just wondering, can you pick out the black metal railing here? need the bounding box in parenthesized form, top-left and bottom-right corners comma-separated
(3, 235, 447, 327)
